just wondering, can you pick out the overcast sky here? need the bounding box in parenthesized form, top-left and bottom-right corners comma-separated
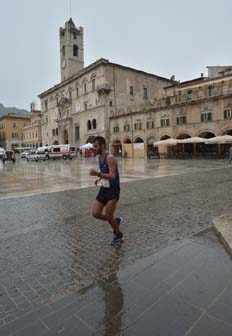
(0, 0, 232, 110)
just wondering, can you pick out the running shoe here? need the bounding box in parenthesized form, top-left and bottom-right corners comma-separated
(111, 232, 124, 246)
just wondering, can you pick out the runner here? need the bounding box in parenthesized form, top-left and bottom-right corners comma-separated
(89, 136, 123, 246)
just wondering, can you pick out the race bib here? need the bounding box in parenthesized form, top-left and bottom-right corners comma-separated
(100, 179, 110, 188)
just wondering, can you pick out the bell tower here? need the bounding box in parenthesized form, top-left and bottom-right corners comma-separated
(59, 18, 84, 81)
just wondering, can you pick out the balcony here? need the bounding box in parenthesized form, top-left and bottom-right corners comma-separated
(97, 83, 112, 94)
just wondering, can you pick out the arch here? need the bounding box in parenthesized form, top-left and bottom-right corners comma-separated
(134, 137, 144, 143)
(197, 131, 216, 139)
(92, 119, 97, 130)
(111, 139, 122, 156)
(87, 120, 91, 130)
(123, 138, 132, 144)
(73, 44, 78, 57)
(53, 140, 59, 145)
(112, 139, 122, 145)
(219, 127, 232, 136)
(176, 133, 191, 140)
(86, 136, 95, 144)
(64, 130, 69, 144)
(147, 136, 156, 145)
(160, 135, 170, 141)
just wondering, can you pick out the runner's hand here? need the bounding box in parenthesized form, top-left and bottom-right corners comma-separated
(89, 169, 98, 176)
(94, 179, 99, 186)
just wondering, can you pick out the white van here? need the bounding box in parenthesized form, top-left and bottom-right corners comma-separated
(35, 146, 51, 161)
(46, 145, 76, 160)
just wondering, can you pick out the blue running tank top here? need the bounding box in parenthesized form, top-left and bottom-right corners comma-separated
(98, 153, 120, 188)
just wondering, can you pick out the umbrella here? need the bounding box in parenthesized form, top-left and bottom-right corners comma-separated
(153, 138, 179, 147)
(80, 143, 94, 150)
(178, 137, 206, 144)
(205, 135, 232, 144)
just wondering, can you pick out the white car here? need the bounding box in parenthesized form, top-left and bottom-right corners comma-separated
(34, 147, 50, 161)
(20, 150, 30, 159)
(26, 149, 38, 161)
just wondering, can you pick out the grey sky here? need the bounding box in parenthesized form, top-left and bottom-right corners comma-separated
(0, 0, 232, 110)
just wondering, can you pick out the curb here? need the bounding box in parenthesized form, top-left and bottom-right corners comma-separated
(213, 214, 232, 257)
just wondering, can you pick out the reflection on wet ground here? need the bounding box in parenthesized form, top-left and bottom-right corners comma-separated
(1, 231, 232, 335)
(0, 157, 229, 198)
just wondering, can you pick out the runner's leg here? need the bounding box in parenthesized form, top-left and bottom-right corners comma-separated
(105, 198, 120, 235)
(92, 200, 106, 220)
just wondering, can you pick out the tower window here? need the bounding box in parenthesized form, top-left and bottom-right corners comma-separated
(92, 79, 96, 91)
(84, 83, 87, 95)
(62, 46, 65, 57)
(73, 45, 78, 57)
(87, 120, 91, 130)
(92, 119, 97, 129)
(76, 87, 79, 97)
(130, 86, 134, 95)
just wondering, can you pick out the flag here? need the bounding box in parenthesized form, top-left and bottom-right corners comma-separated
(30, 101, 36, 112)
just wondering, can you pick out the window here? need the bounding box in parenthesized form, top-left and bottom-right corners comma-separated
(201, 112, 212, 122)
(73, 33, 77, 39)
(109, 101, 113, 107)
(130, 86, 134, 96)
(73, 44, 78, 57)
(45, 100, 48, 110)
(62, 46, 65, 57)
(92, 119, 97, 129)
(84, 103, 87, 111)
(69, 90, 72, 100)
(187, 90, 193, 100)
(113, 126, 119, 133)
(76, 87, 79, 97)
(12, 122, 16, 128)
(53, 147, 61, 152)
(134, 122, 142, 130)
(124, 124, 130, 132)
(75, 126, 80, 140)
(147, 121, 155, 129)
(56, 97, 59, 106)
(92, 79, 96, 91)
(160, 119, 170, 127)
(56, 128, 58, 136)
(224, 109, 232, 119)
(52, 129, 55, 136)
(176, 116, 187, 125)
(84, 83, 87, 95)
(87, 120, 91, 130)
(143, 87, 148, 99)
(208, 85, 215, 97)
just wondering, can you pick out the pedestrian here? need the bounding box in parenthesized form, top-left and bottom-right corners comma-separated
(229, 145, 232, 164)
(89, 136, 123, 246)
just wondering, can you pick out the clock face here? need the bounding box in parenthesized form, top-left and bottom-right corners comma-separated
(62, 59, 66, 69)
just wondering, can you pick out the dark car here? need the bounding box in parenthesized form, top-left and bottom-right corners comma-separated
(4, 150, 16, 163)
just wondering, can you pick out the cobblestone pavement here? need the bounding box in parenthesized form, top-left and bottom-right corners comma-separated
(1, 161, 232, 333)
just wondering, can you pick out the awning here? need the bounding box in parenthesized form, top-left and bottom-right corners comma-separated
(205, 135, 232, 144)
(153, 138, 179, 147)
(178, 137, 206, 144)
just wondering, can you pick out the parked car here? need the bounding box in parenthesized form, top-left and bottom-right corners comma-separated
(26, 149, 38, 161)
(4, 150, 16, 163)
(46, 145, 76, 160)
(0, 148, 5, 161)
(34, 146, 50, 161)
(20, 150, 30, 159)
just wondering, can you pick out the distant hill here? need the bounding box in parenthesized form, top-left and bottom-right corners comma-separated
(0, 103, 30, 117)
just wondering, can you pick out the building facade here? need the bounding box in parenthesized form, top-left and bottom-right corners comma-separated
(110, 67, 232, 157)
(38, 19, 175, 148)
(0, 114, 30, 150)
(22, 111, 42, 148)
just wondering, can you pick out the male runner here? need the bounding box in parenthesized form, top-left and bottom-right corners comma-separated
(89, 136, 123, 246)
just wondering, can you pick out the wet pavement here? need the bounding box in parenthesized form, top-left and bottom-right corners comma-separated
(0, 156, 229, 198)
(1, 158, 232, 335)
(1, 231, 232, 335)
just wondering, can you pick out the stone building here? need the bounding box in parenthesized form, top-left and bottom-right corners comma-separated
(38, 18, 174, 147)
(0, 114, 30, 150)
(22, 111, 42, 148)
(110, 66, 232, 157)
